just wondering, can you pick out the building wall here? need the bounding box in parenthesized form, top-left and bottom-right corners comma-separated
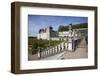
(37, 27, 87, 40)
(59, 31, 69, 37)
(37, 27, 50, 40)
(37, 32, 48, 40)
(50, 31, 58, 37)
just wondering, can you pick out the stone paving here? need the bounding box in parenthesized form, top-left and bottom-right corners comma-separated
(59, 38, 88, 59)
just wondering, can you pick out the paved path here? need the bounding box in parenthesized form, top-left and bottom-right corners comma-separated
(28, 51, 66, 60)
(40, 51, 66, 60)
(60, 38, 88, 59)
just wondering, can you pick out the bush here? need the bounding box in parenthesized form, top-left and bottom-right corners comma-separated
(29, 38, 63, 52)
(32, 40, 38, 49)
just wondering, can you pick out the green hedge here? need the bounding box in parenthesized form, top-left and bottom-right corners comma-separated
(28, 38, 62, 51)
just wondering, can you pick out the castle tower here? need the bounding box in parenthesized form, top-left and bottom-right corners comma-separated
(46, 26, 52, 40)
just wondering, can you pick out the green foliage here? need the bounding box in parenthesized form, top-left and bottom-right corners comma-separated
(58, 23, 88, 32)
(72, 23, 88, 29)
(28, 37, 37, 45)
(32, 40, 38, 49)
(58, 25, 69, 31)
(28, 37, 62, 51)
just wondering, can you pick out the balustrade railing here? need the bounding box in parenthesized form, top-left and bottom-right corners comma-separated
(36, 37, 82, 59)
(37, 42, 67, 58)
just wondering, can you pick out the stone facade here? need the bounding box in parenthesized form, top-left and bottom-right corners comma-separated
(37, 26, 72, 40)
(37, 26, 87, 41)
(37, 26, 58, 40)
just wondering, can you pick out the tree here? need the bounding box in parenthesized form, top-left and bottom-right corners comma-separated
(31, 41, 38, 54)
(32, 41, 38, 49)
(58, 23, 88, 32)
(58, 25, 69, 31)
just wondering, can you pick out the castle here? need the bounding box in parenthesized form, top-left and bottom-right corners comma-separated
(37, 25, 81, 41)
(37, 26, 58, 40)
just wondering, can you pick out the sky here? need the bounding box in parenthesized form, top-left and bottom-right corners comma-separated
(28, 15, 88, 37)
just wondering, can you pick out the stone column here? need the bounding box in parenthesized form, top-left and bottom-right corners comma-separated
(37, 48, 41, 59)
(67, 24, 74, 52)
(68, 37, 74, 51)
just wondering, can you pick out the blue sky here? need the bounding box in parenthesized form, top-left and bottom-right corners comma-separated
(28, 15, 88, 37)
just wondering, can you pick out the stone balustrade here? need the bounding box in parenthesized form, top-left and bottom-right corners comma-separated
(37, 42, 67, 58)
(37, 37, 82, 59)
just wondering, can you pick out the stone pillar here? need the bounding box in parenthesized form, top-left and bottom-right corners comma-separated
(55, 46, 57, 53)
(68, 37, 75, 52)
(37, 48, 41, 59)
(67, 24, 74, 52)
